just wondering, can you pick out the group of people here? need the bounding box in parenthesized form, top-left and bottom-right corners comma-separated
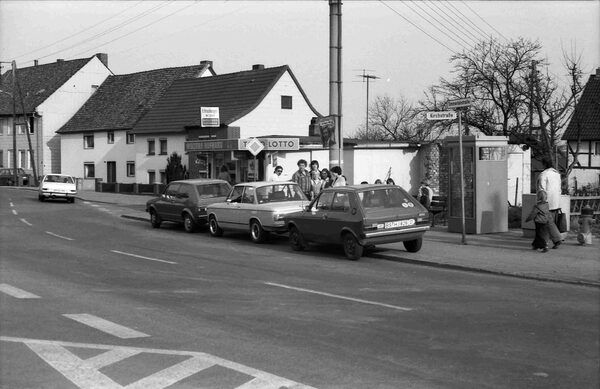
(273, 159, 346, 200)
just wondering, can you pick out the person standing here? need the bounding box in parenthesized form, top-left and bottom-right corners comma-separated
(330, 166, 346, 187)
(310, 170, 324, 199)
(271, 166, 286, 182)
(321, 168, 332, 189)
(418, 180, 434, 209)
(291, 159, 311, 198)
(218, 165, 232, 185)
(310, 160, 320, 176)
(525, 190, 551, 252)
(537, 157, 563, 249)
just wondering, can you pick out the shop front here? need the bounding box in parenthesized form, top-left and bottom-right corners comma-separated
(185, 137, 300, 184)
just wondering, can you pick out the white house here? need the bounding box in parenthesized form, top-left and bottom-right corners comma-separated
(0, 54, 111, 177)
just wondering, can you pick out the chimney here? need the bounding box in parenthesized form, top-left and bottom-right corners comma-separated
(95, 53, 108, 68)
(56, 59, 64, 63)
(34, 60, 39, 66)
(200, 60, 213, 69)
(252, 64, 265, 70)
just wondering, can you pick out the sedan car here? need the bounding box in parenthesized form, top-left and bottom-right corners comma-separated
(284, 184, 430, 260)
(0, 168, 31, 186)
(38, 174, 77, 202)
(146, 179, 231, 232)
(207, 181, 309, 243)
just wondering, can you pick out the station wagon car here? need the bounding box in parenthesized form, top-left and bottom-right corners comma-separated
(284, 184, 430, 260)
(207, 181, 309, 243)
(146, 179, 231, 232)
(38, 174, 77, 202)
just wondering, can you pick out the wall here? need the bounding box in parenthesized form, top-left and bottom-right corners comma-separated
(507, 145, 531, 206)
(352, 147, 420, 191)
(230, 71, 316, 139)
(135, 133, 187, 183)
(37, 57, 111, 174)
(566, 140, 600, 191)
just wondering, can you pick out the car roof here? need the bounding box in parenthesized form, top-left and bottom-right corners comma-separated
(233, 181, 296, 188)
(44, 173, 73, 177)
(170, 179, 230, 185)
(322, 184, 401, 192)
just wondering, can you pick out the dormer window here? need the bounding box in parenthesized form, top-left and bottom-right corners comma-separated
(281, 95, 292, 110)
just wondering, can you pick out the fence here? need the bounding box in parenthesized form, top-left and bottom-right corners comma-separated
(95, 181, 166, 196)
(570, 196, 600, 216)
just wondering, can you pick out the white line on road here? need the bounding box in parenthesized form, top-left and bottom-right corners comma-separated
(11, 209, 17, 215)
(45, 231, 74, 241)
(0, 284, 40, 299)
(10, 202, 14, 207)
(110, 250, 177, 265)
(264, 282, 413, 312)
(63, 314, 150, 339)
(20, 218, 32, 226)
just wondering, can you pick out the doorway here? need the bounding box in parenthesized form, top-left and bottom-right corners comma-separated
(107, 161, 116, 183)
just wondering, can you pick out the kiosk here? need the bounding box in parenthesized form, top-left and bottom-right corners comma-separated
(445, 135, 508, 234)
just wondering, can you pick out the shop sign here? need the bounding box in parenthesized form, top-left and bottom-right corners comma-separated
(185, 139, 238, 151)
(200, 107, 220, 127)
(238, 137, 299, 151)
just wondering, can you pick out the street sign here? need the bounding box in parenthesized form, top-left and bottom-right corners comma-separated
(426, 111, 457, 120)
(446, 98, 471, 110)
(245, 137, 264, 156)
(200, 107, 220, 127)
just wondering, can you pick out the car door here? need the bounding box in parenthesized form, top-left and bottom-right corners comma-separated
(157, 183, 181, 221)
(300, 191, 335, 243)
(171, 183, 193, 221)
(324, 191, 355, 242)
(237, 186, 257, 227)
(218, 185, 244, 229)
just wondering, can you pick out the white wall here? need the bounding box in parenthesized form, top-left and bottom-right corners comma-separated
(38, 57, 111, 174)
(352, 148, 419, 191)
(566, 140, 600, 190)
(135, 133, 187, 183)
(507, 145, 531, 206)
(230, 71, 315, 139)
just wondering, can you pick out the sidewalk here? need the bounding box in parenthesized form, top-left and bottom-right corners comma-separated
(74, 189, 599, 287)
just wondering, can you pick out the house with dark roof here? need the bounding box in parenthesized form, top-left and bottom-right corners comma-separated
(562, 67, 600, 190)
(57, 61, 214, 184)
(133, 64, 322, 183)
(0, 54, 111, 177)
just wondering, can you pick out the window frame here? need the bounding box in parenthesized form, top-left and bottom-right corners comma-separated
(126, 131, 135, 144)
(281, 95, 293, 110)
(126, 161, 135, 177)
(147, 139, 155, 155)
(83, 162, 95, 178)
(83, 134, 94, 149)
(107, 131, 114, 144)
(159, 139, 168, 155)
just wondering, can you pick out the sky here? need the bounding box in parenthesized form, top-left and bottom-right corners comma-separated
(1, 1, 598, 135)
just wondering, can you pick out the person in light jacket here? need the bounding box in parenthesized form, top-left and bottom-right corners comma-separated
(537, 157, 564, 249)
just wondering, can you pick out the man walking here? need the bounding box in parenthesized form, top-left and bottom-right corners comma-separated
(537, 157, 563, 249)
(292, 159, 311, 198)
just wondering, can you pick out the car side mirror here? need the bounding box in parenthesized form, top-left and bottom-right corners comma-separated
(304, 205, 311, 212)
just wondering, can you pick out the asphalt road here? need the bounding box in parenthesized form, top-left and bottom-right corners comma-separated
(1, 187, 599, 389)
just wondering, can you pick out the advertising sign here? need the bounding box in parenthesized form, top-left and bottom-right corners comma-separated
(200, 107, 220, 127)
(316, 116, 336, 147)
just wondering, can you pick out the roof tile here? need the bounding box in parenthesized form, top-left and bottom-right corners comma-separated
(563, 72, 600, 140)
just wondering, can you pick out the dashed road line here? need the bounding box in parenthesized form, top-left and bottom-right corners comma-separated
(1, 336, 318, 389)
(63, 314, 150, 339)
(12, 209, 17, 215)
(264, 282, 413, 312)
(20, 218, 32, 226)
(110, 250, 177, 265)
(0, 284, 40, 299)
(10, 202, 14, 207)
(46, 231, 74, 241)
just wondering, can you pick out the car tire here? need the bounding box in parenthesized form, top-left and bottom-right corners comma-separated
(208, 216, 223, 237)
(403, 237, 423, 253)
(68, 197, 75, 203)
(150, 209, 161, 228)
(183, 213, 196, 233)
(38, 195, 45, 202)
(250, 220, 268, 243)
(289, 226, 306, 251)
(342, 232, 363, 260)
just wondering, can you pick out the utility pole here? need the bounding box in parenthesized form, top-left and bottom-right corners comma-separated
(528, 60, 537, 137)
(11, 61, 18, 186)
(14, 62, 39, 185)
(356, 70, 379, 140)
(329, 0, 343, 171)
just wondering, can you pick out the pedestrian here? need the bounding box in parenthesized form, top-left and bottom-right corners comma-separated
(310, 160, 320, 176)
(374, 179, 382, 184)
(577, 206, 594, 245)
(386, 178, 395, 185)
(271, 165, 286, 181)
(360, 181, 369, 184)
(537, 157, 564, 249)
(321, 168, 332, 188)
(418, 179, 433, 209)
(218, 165, 232, 184)
(310, 170, 324, 199)
(329, 166, 346, 187)
(291, 159, 311, 198)
(525, 190, 551, 252)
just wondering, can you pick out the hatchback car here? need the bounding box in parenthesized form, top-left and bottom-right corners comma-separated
(207, 181, 309, 243)
(284, 184, 430, 260)
(146, 179, 231, 232)
(38, 174, 77, 202)
(0, 168, 31, 186)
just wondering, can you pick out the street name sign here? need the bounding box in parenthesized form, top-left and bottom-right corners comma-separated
(426, 111, 457, 120)
(200, 107, 220, 127)
(446, 98, 471, 109)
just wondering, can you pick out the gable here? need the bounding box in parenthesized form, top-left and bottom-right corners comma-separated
(563, 72, 600, 141)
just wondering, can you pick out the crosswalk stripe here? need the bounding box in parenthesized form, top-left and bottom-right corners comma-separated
(20, 218, 32, 226)
(0, 284, 40, 299)
(85, 349, 142, 369)
(125, 357, 215, 389)
(63, 314, 150, 339)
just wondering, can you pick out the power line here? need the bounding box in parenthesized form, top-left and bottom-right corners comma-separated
(440, 1, 494, 43)
(459, 0, 509, 42)
(423, 1, 486, 45)
(13, 1, 145, 60)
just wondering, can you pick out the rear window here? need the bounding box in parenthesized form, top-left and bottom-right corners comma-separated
(196, 183, 230, 198)
(44, 175, 74, 184)
(358, 187, 413, 210)
(256, 183, 307, 203)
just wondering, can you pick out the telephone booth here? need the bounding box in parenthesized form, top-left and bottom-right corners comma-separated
(445, 135, 508, 234)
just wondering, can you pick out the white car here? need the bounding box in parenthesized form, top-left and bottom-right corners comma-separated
(207, 181, 309, 243)
(38, 174, 77, 202)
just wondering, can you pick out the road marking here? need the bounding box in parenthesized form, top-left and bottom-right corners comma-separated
(63, 314, 150, 339)
(20, 218, 32, 226)
(264, 282, 413, 312)
(110, 250, 177, 265)
(46, 231, 74, 241)
(10, 202, 14, 207)
(1, 337, 318, 389)
(12, 209, 17, 215)
(0, 284, 40, 299)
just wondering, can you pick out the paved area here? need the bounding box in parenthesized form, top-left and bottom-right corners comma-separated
(13, 187, 600, 287)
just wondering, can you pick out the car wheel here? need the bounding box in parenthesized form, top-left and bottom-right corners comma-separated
(68, 197, 75, 203)
(38, 195, 45, 202)
(289, 226, 306, 251)
(183, 213, 196, 233)
(403, 237, 423, 253)
(208, 216, 223, 237)
(250, 220, 268, 243)
(342, 232, 363, 260)
(150, 209, 161, 228)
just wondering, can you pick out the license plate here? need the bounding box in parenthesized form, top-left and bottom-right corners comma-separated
(384, 219, 415, 229)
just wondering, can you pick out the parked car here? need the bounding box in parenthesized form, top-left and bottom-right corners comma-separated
(207, 181, 309, 243)
(284, 184, 430, 260)
(0, 168, 31, 186)
(38, 174, 77, 202)
(146, 179, 231, 233)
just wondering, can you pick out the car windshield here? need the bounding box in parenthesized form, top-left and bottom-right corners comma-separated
(196, 183, 230, 198)
(357, 187, 413, 210)
(45, 175, 74, 184)
(255, 183, 307, 203)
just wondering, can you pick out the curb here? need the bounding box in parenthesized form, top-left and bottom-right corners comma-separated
(370, 252, 600, 288)
(121, 215, 148, 222)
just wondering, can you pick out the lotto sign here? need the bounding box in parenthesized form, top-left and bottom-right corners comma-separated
(200, 107, 220, 127)
(245, 138, 265, 156)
